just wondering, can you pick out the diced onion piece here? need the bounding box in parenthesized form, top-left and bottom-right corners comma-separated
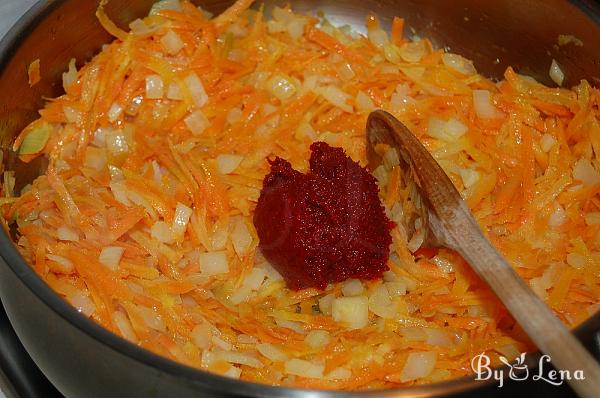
(171, 202, 192, 241)
(398, 41, 425, 63)
(184, 110, 210, 135)
(355, 90, 375, 113)
(326, 367, 352, 380)
(399, 351, 437, 382)
(332, 296, 369, 329)
(540, 133, 557, 153)
(150, 0, 182, 15)
(151, 221, 175, 244)
(104, 129, 130, 156)
(549, 59, 565, 86)
(129, 19, 153, 35)
(222, 366, 242, 379)
(218, 351, 263, 368)
(573, 158, 600, 186)
(338, 62, 355, 80)
(548, 202, 567, 227)
(284, 359, 324, 379)
(585, 212, 600, 225)
(566, 252, 585, 269)
(84, 147, 107, 171)
(46, 254, 74, 273)
(368, 29, 389, 48)
(212, 334, 232, 351)
(257, 343, 288, 362)
(108, 102, 123, 123)
(473, 90, 503, 119)
(442, 53, 477, 76)
(385, 281, 407, 297)
(295, 121, 316, 140)
(138, 306, 166, 332)
(424, 328, 453, 347)
(57, 226, 79, 241)
(113, 311, 138, 343)
(199, 251, 229, 275)
(243, 268, 268, 290)
(267, 74, 297, 101)
(231, 218, 253, 257)
(368, 284, 397, 319)
(229, 284, 253, 305)
(145, 75, 164, 99)
(287, 18, 306, 39)
(191, 323, 211, 349)
(318, 294, 335, 316)
(427, 118, 468, 142)
(275, 318, 305, 334)
(18, 121, 52, 155)
(316, 86, 353, 113)
(184, 74, 208, 107)
(62, 58, 78, 89)
(304, 330, 330, 348)
(226, 107, 242, 125)
(167, 82, 184, 100)
(161, 30, 184, 55)
(431, 255, 454, 274)
(459, 168, 480, 189)
(216, 154, 243, 174)
(341, 279, 364, 296)
(99, 246, 125, 271)
(109, 181, 131, 206)
(69, 291, 96, 317)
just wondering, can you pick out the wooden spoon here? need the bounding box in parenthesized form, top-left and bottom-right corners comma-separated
(366, 109, 600, 397)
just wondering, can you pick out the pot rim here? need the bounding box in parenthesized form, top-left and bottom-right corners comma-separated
(0, 1, 597, 397)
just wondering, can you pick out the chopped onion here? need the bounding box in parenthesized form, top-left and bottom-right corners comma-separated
(226, 107, 242, 125)
(332, 296, 369, 329)
(315, 86, 353, 113)
(567, 252, 585, 269)
(549, 59, 565, 86)
(17, 122, 52, 155)
(161, 30, 184, 55)
(184, 110, 210, 135)
(237, 334, 258, 344)
(231, 218, 253, 257)
(442, 53, 477, 76)
(338, 62, 355, 80)
(573, 158, 600, 186)
(150, 0, 182, 15)
(459, 168, 480, 189)
(390, 83, 415, 108)
(368, 284, 396, 319)
(399, 351, 437, 382)
(129, 19, 154, 35)
(113, 311, 138, 343)
(473, 90, 503, 119)
(222, 366, 242, 379)
(243, 267, 267, 290)
(427, 117, 468, 142)
(199, 251, 229, 275)
(84, 147, 107, 171)
(109, 181, 132, 206)
(548, 202, 567, 227)
(540, 133, 557, 153)
(295, 121, 317, 140)
(104, 129, 130, 155)
(257, 343, 288, 362)
(172, 202, 192, 240)
(99, 246, 125, 271)
(212, 335, 232, 351)
(368, 29, 389, 48)
(68, 291, 96, 317)
(218, 351, 263, 368)
(47, 254, 74, 273)
(267, 74, 297, 101)
(326, 367, 352, 380)
(355, 90, 375, 113)
(304, 330, 330, 348)
(167, 82, 184, 100)
(431, 255, 454, 273)
(284, 359, 324, 379)
(62, 58, 78, 90)
(107, 102, 123, 123)
(184, 73, 208, 107)
(318, 294, 335, 316)
(287, 18, 306, 39)
(191, 323, 211, 349)
(216, 154, 243, 174)
(424, 328, 453, 347)
(385, 281, 407, 297)
(151, 221, 175, 244)
(275, 318, 305, 334)
(63, 106, 82, 125)
(138, 305, 166, 332)
(341, 279, 364, 296)
(398, 41, 425, 63)
(145, 75, 164, 99)
(57, 226, 79, 241)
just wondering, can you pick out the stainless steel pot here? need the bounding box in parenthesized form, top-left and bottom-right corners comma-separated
(0, 1, 599, 397)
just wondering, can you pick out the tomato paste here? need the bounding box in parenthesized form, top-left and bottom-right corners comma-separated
(253, 142, 394, 290)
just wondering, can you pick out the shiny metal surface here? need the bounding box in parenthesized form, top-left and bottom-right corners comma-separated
(0, 1, 599, 397)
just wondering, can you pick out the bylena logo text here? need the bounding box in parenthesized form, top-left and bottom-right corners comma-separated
(471, 352, 585, 388)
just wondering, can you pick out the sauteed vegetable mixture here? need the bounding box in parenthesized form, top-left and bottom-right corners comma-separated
(2, 0, 599, 389)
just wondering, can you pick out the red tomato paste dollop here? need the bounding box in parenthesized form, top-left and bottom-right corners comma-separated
(253, 142, 394, 290)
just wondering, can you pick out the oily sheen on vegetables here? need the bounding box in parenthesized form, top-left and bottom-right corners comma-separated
(2, 0, 600, 390)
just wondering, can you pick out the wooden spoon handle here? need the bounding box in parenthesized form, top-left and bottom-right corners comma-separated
(367, 110, 600, 398)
